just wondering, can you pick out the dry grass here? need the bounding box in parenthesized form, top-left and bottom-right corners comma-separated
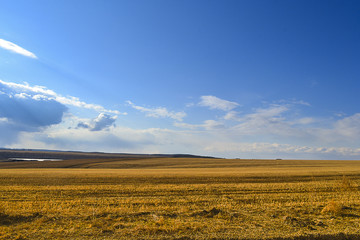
(321, 200, 343, 215)
(0, 159, 360, 239)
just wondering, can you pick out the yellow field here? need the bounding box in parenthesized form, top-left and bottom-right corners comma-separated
(0, 159, 360, 239)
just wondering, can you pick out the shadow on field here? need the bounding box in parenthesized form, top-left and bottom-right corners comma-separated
(0, 212, 41, 225)
(173, 233, 360, 240)
(264, 233, 360, 240)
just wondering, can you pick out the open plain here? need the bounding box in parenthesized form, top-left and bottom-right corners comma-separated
(0, 157, 360, 239)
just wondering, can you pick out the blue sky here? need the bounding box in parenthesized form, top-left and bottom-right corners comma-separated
(0, 0, 359, 159)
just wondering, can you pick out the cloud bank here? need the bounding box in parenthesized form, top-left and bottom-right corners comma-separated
(0, 80, 120, 145)
(0, 93, 67, 129)
(0, 39, 37, 59)
(0, 83, 67, 145)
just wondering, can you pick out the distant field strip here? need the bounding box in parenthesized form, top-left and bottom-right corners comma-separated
(1, 157, 360, 169)
(0, 159, 360, 239)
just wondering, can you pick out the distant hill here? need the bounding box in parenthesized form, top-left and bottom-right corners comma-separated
(0, 149, 215, 161)
(0, 149, 221, 169)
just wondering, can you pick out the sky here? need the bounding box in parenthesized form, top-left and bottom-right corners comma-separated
(0, 0, 359, 159)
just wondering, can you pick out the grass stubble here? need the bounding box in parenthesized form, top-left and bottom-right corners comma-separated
(0, 159, 359, 240)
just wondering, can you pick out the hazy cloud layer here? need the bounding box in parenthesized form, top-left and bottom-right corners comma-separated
(0, 39, 37, 59)
(9, 126, 165, 154)
(7, 121, 360, 160)
(203, 141, 360, 159)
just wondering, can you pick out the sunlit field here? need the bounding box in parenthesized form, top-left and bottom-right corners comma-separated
(1, 159, 360, 239)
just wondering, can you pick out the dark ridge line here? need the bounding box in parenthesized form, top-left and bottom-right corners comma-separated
(0, 148, 217, 161)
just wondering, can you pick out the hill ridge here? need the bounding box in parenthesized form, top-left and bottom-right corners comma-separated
(0, 149, 216, 161)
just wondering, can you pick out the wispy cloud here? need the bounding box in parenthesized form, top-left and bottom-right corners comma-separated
(0, 39, 37, 59)
(127, 101, 186, 121)
(199, 95, 239, 111)
(0, 80, 122, 115)
(313, 113, 360, 144)
(291, 117, 316, 125)
(175, 120, 224, 130)
(334, 113, 360, 138)
(232, 104, 290, 135)
(224, 111, 241, 121)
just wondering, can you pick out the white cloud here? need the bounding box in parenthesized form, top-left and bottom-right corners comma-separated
(0, 39, 37, 59)
(199, 95, 239, 111)
(127, 100, 186, 121)
(0, 91, 67, 129)
(0, 79, 123, 115)
(77, 113, 117, 131)
(92, 113, 117, 131)
(0, 80, 56, 96)
(0, 88, 68, 146)
(55, 95, 121, 114)
(0, 117, 9, 123)
(14, 92, 31, 99)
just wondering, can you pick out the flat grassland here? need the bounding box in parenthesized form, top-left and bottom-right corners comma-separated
(0, 158, 360, 239)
